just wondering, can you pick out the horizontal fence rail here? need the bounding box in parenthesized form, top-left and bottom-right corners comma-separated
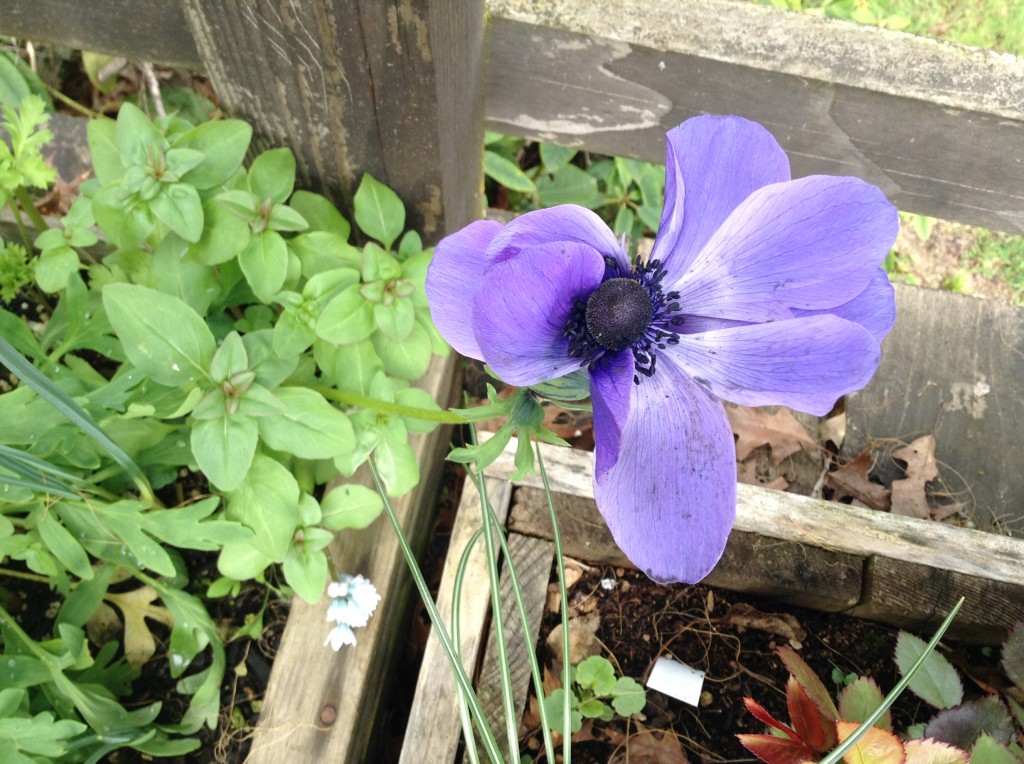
(3, 0, 1023, 233)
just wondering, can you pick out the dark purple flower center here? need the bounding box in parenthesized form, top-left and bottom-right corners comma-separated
(564, 257, 685, 384)
(584, 278, 653, 351)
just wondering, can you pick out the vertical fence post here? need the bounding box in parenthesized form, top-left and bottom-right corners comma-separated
(179, 0, 483, 241)
(176, 2, 485, 761)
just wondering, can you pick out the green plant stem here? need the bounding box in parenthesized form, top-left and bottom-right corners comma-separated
(44, 84, 104, 120)
(6, 197, 34, 252)
(309, 384, 468, 424)
(537, 445, 572, 763)
(452, 526, 485, 764)
(369, 459, 505, 764)
(0, 567, 50, 584)
(476, 466, 557, 764)
(473, 462, 519, 760)
(14, 185, 49, 236)
(818, 596, 965, 764)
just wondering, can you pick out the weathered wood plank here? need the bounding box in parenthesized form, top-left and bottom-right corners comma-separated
(485, 436, 1024, 640)
(510, 488, 863, 612)
(843, 284, 1024, 532)
(471, 532, 551, 761)
(248, 354, 459, 764)
(0, 0, 200, 67)
(4, 1, 1023, 232)
(486, 0, 1024, 234)
(178, 0, 485, 239)
(849, 557, 1023, 643)
(399, 477, 514, 764)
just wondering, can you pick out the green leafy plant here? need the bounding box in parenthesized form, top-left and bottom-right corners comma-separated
(1, 95, 446, 758)
(739, 623, 1024, 763)
(484, 132, 665, 255)
(542, 655, 647, 735)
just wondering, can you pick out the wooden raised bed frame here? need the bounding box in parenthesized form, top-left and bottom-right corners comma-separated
(2, 0, 1023, 761)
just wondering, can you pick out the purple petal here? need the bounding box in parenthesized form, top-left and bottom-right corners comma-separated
(795, 267, 896, 343)
(473, 241, 604, 386)
(668, 314, 880, 416)
(425, 219, 503, 359)
(590, 355, 634, 480)
(488, 205, 627, 272)
(593, 361, 736, 584)
(671, 175, 899, 322)
(652, 115, 792, 280)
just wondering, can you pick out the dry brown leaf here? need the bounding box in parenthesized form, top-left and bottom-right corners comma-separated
(721, 603, 807, 647)
(828, 453, 891, 510)
(890, 435, 938, 519)
(737, 455, 791, 490)
(727, 405, 818, 466)
(611, 722, 689, 764)
(546, 609, 602, 667)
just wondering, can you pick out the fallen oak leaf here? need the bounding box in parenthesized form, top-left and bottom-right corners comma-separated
(104, 585, 175, 666)
(828, 453, 891, 510)
(727, 405, 818, 467)
(721, 603, 806, 647)
(612, 721, 688, 764)
(891, 435, 938, 519)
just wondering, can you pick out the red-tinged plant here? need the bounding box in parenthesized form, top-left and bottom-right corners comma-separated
(738, 646, 975, 764)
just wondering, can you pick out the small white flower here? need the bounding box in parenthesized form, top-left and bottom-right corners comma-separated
(324, 574, 381, 650)
(324, 622, 358, 650)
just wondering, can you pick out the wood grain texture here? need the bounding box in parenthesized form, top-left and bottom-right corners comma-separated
(510, 488, 863, 612)
(6, 0, 1022, 230)
(470, 532, 552, 761)
(178, 0, 484, 239)
(485, 436, 1024, 639)
(486, 0, 1024, 234)
(247, 353, 458, 764)
(849, 556, 1023, 643)
(0, 0, 200, 67)
(842, 285, 1024, 532)
(398, 477, 513, 764)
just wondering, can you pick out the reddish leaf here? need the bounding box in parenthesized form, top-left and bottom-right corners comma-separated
(737, 734, 818, 764)
(776, 646, 840, 721)
(835, 721, 906, 764)
(787, 676, 838, 752)
(743, 697, 799, 740)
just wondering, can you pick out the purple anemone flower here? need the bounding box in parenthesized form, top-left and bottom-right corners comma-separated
(426, 115, 898, 584)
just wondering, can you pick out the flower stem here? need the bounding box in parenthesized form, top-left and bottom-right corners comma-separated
(14, 186, 49, 237)
(308, 384, 468, 424)
(369, 459, 505, 763)
(537, 445, 572, 763)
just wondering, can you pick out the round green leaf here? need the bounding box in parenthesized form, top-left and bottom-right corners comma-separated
(256, 387, 356, 460)
(372, 321, 432, 380)
(484, 150, 537, 193)
(317, 284, 376, 344)
(225, 454, 300, 560)
(249, 147, 296, 204)
(320, 484, 384, 530)
(102, 283, 216, 387)
(239, 229, 289, 302)
(189, 198, 251, 265)
(895, 630, 964, 709)
(288, 189, 351, 238)
(191, 413, 258, 492)
(353, 173, 405, 250)
(172, 118, 252, 190)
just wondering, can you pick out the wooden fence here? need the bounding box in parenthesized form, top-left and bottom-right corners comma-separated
(3, 0, 1024, 761)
